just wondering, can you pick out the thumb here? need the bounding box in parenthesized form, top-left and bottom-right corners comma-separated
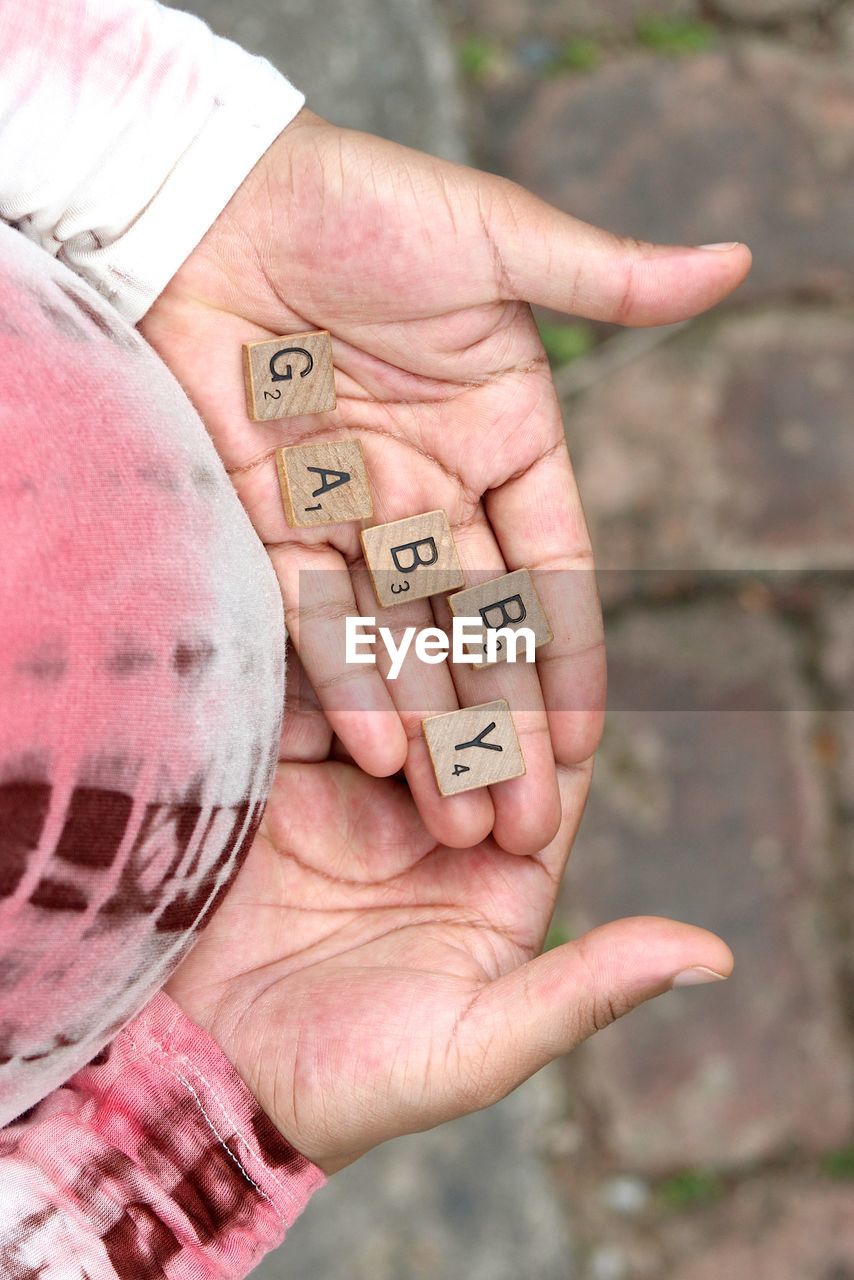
(453, 916, 733, 1110)
(483, 177, 752, 326)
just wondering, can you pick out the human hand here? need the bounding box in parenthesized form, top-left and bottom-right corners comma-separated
(141, 110, 750, 855)
(165, 659, 733, 1176)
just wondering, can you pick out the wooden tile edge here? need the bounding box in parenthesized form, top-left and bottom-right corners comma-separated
(242, 343, 261, 422)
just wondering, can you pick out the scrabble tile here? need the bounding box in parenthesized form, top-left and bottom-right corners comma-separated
(361, 510, 464, 608)
(276, 439, 373, 528)
(448, 568, 553, 666)
(422, 700, 526, 796)
(243, 331, 336, 421)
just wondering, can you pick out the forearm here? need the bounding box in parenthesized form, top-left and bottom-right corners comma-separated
(0, 0, 303, 319)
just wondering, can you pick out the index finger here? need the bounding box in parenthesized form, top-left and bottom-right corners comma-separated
(484, 390, 605, 766)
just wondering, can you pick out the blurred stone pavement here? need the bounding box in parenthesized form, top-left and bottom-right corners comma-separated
(172, 1, 854, 1276)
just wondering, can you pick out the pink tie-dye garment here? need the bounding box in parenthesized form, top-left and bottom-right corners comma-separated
(0, 992, 326, 1279)
(0, 227, 326, 1274)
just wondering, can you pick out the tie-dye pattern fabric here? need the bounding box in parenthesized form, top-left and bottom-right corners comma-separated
(0, 991, 326, 1280)
(0, 226, 326, 1274)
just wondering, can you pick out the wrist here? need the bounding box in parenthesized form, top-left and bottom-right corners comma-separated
(165, 973, 367, 1177)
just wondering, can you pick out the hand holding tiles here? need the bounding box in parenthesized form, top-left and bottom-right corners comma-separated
(233, 321, 600, 856)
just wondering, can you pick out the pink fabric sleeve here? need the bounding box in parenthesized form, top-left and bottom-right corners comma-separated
(0, 991, 326, 1279)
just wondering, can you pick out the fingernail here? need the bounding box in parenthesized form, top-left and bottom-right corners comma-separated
(697, 241, 740, 252)
(671, 966, 729, 987)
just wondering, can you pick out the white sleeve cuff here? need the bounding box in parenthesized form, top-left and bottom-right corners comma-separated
(0, 1, 305, 322)
(69, 51, 305, 322)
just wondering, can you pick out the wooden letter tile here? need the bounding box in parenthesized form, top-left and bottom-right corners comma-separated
(422, 700, 525, 796)
(449, 568, 552, 665)
(243, 331, 336, 421)
(361, 510, 464, 607)
(277, 439, 373, 528)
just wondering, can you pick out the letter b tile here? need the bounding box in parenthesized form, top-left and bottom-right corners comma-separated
(243, 331, 336, 421)
(361, 510, 464, 607)
(449, 568, 552, 665)
(422, 700, 525, 795)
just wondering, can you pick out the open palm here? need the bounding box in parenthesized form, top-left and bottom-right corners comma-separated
(166, 667, 732, 1177)
(142, 109, 751, 855)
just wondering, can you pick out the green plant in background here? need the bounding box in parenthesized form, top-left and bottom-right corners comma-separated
(548, 37, 601, 75)
(821, 1145, 854, 1180)
(537, 320, 596, 368)
(636, 15, 716, 56)
(543, 917, 573, 951)
(656, 1168, 724, 1209)
(457, 36, 502, 81)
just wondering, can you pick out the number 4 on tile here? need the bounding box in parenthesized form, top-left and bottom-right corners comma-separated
(422, 700, 525, 795)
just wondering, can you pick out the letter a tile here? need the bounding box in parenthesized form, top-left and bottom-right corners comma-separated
(422, 700, 525, 795)
(361, 510, 464, 607)
(277, 439, 373, 527)
(243, 331, 336, 420)
(449, 568, 552, 665)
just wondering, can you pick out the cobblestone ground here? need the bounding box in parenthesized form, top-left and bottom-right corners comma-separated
(178, 1, 852, 1275)
(439, 0, 854, 1275)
